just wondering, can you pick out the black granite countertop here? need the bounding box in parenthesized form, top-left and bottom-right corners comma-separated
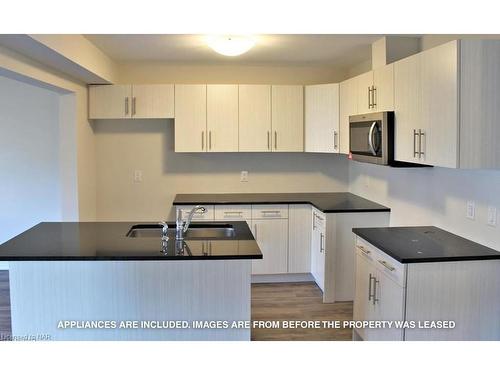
(353, 226, 500, 263)
(0, 222, 262, 261)
(173, 192, 390, 213)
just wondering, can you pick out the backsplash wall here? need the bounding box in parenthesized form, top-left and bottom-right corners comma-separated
(349, 161, 500, 250)
(95, 119, 349, 221)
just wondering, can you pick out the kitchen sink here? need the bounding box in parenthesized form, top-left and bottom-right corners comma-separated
(126, 223, 235, 239)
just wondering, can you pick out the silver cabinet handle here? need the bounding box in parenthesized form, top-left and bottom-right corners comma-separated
(274, 131, 277, 150)
(368, 273, 374, 301)
(378, 259, 396, 271)
(413, 129, 418, 158)
(320, 233, 324, 253)
(356, 245, 371, 255)
(132, 97, 136, 116)
(209, 131, 212, 150)
(372, 85, 376, 108)
(201, 131, 205, 150)
(125, 97, 129, 115)
(267, 131, 270, 150)
(333, 130, 338, 150)
(373, 277, 379, 305)
(368, 121, 377, 156)
(418, 129, 425, 157)
(368, 86, 372, 109)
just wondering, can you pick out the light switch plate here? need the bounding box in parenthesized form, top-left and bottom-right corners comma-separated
(487, 206, 497, 227)
(240, 171, 248, 182)
(466, 200, 475, 220)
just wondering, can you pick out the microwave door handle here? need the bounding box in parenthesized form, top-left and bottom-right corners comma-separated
(368, 121, 377, 156)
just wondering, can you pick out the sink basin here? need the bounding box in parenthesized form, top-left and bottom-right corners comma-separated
(126, 223, 235, 239)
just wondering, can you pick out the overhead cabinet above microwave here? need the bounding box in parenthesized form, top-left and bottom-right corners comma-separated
(89, 84, 174, 119)
(394, 40, 500, 169)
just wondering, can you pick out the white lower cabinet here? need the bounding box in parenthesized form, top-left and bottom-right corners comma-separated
(353, 236, 500, 341)
(288, 205, 312, 273)
(251, 218, 288, 275)
(311, 209, 326, 291)
(354, 239, 406, 341)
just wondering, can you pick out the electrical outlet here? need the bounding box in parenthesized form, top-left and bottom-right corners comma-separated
(466, 200, 475, 220)
(133, 170, 143, 183)
(487, 206, 497, 227)
(240, 171, 248, 183)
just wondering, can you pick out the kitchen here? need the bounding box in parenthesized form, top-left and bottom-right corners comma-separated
(1, 26, 500, 365)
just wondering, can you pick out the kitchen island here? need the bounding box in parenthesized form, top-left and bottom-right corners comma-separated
(0, 221, 262, 341)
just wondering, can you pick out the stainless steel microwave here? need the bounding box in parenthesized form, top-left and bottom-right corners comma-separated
(349, 111, 394, 165)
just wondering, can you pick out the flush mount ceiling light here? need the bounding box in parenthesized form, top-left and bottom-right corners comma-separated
(205, 35, 256, 56)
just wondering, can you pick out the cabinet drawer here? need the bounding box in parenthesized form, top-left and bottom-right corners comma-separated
(356, 237, 406, 287)
(214, 205, 251, 221)
(251, 204, 289, 219)
(176, 205, 215, 221)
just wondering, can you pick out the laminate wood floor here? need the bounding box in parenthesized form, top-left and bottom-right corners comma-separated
(0, 272, 352, 341)
(251, 282, 353, 341)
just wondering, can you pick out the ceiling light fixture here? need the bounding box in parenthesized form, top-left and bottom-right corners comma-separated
(206, 35, 256, 57)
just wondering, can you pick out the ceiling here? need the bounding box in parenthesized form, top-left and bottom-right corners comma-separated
(84, 34, 381, 69)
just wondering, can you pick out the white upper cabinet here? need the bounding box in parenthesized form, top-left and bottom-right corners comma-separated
(238, 85, 272, 152)
(339, 77, 358, 154)
(89, 85, 132, 119)
(372, 64, 394, 112)
(421, 41, 458, 168)
(394, 52, 423, 164)
(394, 40, 459, 167)
(356, 71, 375, 115)
(207, 85, 239, 152)
(89, 84, 174, 119)
(131, 84, 174, 119)
(174, 84, 207, 152)
(305, 83, 340, 153)
(271, 85, 304, 152)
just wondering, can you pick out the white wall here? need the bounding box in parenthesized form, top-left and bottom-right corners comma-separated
(0, 76, 61, 248)
(94, 120, 349, 221)
(349, 162, 500, 250)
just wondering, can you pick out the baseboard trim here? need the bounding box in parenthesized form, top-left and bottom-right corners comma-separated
(251, 273, 314, 284)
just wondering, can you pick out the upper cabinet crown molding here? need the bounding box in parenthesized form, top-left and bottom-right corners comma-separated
(305, 83, 340, 153)
(88, 84, 174, 120)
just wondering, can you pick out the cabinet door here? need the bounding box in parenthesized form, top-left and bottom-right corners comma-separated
(356, 71, 374, 114)
(89, 85, 132, 119)
(174, 85, 207, 152)
(251, 219, 288, 275)
(353, 253, 377, 340)
(311, 210, 326, 291)
(271, 85, 304, 152)
(394, 53, 422, 163)
(131, 84, 174, 119)
(207, 85, 239, 152)
(305, 84, 340, 153)
(421, 41, 458, 168)
(288, 205, 312, 273)
(373, 269, 405, 341)
(339, 77, 358, 154)
(239, 85, 272, 152)
(373, 64, 394, 112)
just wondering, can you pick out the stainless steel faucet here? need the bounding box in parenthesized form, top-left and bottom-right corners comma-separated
(175, 205, 206, 240)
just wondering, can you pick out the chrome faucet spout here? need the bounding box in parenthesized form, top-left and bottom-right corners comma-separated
(175, 205, 206, 240)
